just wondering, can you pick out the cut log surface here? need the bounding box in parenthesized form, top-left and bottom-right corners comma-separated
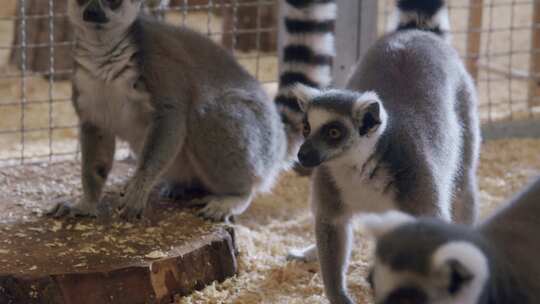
(0, 161, 237, 304)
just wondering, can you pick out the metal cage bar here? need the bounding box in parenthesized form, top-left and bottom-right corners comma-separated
(1, 0, 540, 167)
(0, 0, 279, 166)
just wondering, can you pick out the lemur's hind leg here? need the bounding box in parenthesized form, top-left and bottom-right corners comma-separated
(192, 192, 253, 222)
(186, 90, 276, 222)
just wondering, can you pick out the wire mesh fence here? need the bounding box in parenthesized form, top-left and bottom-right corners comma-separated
(0, 0, 539, 167)
(379, 0, 540, 123)
(0, 0, 278, 166)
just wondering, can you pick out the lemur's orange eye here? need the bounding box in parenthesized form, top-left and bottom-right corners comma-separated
(328, 128, 341, 139)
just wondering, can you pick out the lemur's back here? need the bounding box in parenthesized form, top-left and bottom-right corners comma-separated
(134, 17, 263, 97)
(480, 178, 540, 299)
(348, 30, 465, 132)
(346, 30, 479, 221)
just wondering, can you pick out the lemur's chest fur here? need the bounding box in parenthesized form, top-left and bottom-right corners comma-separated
(327, 157, 396, 214)
(73, 43, 153, 151)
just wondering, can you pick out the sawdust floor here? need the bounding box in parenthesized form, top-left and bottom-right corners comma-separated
(175, 138, 540, 304)
(0, 139, 539, 303)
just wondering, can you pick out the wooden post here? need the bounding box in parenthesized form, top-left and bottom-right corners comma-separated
(332, 0, 378, 88)
(528, 0, 540, 107)
(466, 0, 484, 82)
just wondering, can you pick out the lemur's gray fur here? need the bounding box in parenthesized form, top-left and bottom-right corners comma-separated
(363, 176, 540, 304)
(48, 0, 301, 221)
(287, 1, 480, 303)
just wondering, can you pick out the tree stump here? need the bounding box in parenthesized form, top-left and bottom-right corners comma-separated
(0, 161, 237, 304)
(221, 0, 278, 52)
(9, 0, 73, 80)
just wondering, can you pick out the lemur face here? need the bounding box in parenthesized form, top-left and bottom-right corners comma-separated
(298, 110, 352, 167)
(292, 84, 386, 167)
(69, 0, 142, 31)
(360, 212, 489, 304)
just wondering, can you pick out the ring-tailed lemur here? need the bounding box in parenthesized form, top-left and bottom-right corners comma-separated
(47, 0, 332, 222)
(287, 1, 480, 303)
(362, 176, 540, 304)
(48, 0, 334, 222)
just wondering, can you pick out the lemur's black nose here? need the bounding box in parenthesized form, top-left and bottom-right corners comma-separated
(297, 142, 322, 168)
(83, 4, 109, 24)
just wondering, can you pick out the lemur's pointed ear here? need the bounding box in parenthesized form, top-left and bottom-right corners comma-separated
(359, 211, 415, 239)
(353, 91, 385, 136)
(291, 83, 321, 112)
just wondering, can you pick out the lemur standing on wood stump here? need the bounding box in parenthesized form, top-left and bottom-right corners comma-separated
(362, 176, 540, 304)
(48, 0, 335, 222)
(285, 1, 480, 303)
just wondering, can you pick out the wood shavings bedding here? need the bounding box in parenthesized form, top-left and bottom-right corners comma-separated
(175, 139, 540, 304)
(0, 139, 537, 303)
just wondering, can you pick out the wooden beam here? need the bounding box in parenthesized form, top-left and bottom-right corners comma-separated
(528, 0, 540, 107)
(477, 61, 530, 80)
(333, 0, 378, 88)
(466, 0, 484, 82)
(482, 118, 540, 140)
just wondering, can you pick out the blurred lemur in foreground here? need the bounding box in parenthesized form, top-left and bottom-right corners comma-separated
(286, 0, 480, 303)
(49, 0, 333, 221)
(362, 176, 540, 304)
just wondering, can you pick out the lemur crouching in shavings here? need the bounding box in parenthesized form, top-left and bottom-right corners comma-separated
(361, 176, 540, 304)
(286, 0, 480, 303)
(47, 0, 333, 222)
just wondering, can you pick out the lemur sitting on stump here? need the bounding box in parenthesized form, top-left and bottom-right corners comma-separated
(49, 0, 335, 222)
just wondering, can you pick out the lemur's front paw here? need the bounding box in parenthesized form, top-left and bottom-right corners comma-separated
(118, 194, 148, 221)
(46, 200, 98, 218)
(286, 244, 318, 262)
(118, 182, 149, 221)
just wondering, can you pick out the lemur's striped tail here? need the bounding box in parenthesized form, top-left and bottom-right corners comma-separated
(275, 0, 337, 117)
(388, 0, 451, 41)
